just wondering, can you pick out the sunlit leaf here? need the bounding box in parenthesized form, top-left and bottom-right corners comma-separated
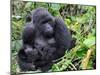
(83, 36, 95, 47)
(51, 4, 60, 10)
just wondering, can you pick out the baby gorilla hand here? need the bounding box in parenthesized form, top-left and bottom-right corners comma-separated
(42, 47, 56, 60)
(24, 45, 39, 62)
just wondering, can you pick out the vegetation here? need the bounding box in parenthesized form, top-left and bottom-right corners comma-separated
(11, 1, 96, 74)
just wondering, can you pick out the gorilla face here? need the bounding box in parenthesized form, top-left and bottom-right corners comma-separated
(18, 7, 75, 72)
(40, 23, 54, 38)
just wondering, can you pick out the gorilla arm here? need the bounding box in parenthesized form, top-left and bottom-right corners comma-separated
(17, 23, 37, 71)
(54, 17, 73, 59)
(22, 22, 35, 45)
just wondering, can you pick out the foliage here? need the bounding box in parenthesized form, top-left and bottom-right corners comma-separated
(11, 1, 96, 74)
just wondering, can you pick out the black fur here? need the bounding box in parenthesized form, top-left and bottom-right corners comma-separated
(17, 8, 75, 72)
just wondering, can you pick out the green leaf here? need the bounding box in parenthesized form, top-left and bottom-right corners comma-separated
(52, 64, 60, 71)
(12, 40, 22, 52)
(51, 4, 60, 10)
(60, 60, 71, 71)
(83, 36, 95, 47)
(25, 2, 33, 9)
(65, 19, 71, 25)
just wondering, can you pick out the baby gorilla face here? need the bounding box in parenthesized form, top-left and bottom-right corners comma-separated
(24, 45, 39, 62)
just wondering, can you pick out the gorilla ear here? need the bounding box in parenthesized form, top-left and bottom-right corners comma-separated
(54, 17, 73, 50)
(26, 12, 32, 22)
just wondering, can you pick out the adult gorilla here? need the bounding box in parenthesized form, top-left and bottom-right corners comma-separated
(17, 8, 75, 72)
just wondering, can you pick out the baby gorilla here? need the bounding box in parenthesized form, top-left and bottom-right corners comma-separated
(18, 8, 75, 72)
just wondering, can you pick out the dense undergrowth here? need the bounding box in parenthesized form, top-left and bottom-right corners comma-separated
(11, 1, 96, 75)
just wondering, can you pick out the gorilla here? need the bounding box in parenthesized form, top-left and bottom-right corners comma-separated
(17, 7, 75, 72)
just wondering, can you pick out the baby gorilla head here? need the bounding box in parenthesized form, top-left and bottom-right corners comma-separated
(18, 7, 75, 72)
